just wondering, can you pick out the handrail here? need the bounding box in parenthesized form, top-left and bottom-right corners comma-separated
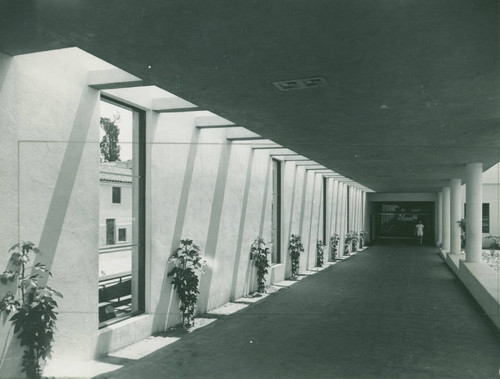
(99, 271, 131, 282)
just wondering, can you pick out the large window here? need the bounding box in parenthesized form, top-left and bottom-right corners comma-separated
(272, 159, 281, 263)
(98, 98, 145, 326)
(463, 203, 490, 233)
(375, 202, 434, 241)
(482, 203, 490, 233)
(323, 177, 327, 243)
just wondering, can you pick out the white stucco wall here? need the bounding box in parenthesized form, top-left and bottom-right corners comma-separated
(99, 182, 133, 246)
(0, 48, 115, 375)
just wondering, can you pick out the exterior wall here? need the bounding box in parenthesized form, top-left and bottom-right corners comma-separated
(0, 47, 359, 376)
(0, 48, 113, 375)
(99, 182, 133, 247)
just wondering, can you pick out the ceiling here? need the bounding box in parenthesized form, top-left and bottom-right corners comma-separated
(1, 0, 498, 192)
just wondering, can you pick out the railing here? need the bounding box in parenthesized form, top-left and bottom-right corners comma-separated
(98, 272, 132, 323)
(98, 244, 134, 254)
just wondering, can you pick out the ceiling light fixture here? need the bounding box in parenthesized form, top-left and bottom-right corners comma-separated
(273, 76, 328, 91)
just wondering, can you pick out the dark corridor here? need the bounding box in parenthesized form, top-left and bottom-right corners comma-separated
(372, 201, 435, 244)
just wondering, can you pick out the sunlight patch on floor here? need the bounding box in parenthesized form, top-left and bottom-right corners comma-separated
(109, 335, 180, 360)
(44, 358, 123, 378)
(208, 302, 249, 315)
(235, 293, 270, 303)
(274, 280, 298, 287)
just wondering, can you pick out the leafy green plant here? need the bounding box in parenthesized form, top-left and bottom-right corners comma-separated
(344, 232, 353, 255)
(0, 241, 62, 379)
(344, 231, 360, 254)
(250, 237, 271, 293)
(316, 240, 325, 267)
(350, 231, 360, 252)
(168, 239, 207, 329)
(100, 114, 121, 162)
(487, 235, 500, 258)
(330, 234, 340, 260)
(288, 234, 304, 279)
(457, 219, 466, 250)
(359, 231, 366, 248)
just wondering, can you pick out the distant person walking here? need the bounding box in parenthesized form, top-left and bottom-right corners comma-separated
(415, 220, 424, 245)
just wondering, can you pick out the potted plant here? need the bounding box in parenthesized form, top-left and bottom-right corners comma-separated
(457, 219, 466, 251)
(0, 241, 63, 379)
(359, 231, 366, 248)
(344, 232, 353, 255)
(350, 231, 360, 252)
(168, 239, 207, 329)
(330, 234, 340, 261)
(288, 234, 304, 279)
(487, 235, 500, 264)
(316, 240, 326, 267)
(250, 237, 271, 293)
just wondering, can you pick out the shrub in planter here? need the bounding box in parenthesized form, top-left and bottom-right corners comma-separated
(168, 239, 207, 329)
(0, 242, 63, 379)
(359, 231, 366, 248)
(457, 219, 466, 251)
(316, 240, 326, 267)
(350, 231, 360, 252)
(330, 234, 340, 261)
(250, 237, 271, 293)
(288, 234, 304, 279)
(344, 232, 353, 255)
(487, 235, 500, 260)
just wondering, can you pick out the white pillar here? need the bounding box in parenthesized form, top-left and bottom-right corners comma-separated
(352, 187, 357, 232)
(466, 163, 483, 263)
(356, 189, 361, 232)
(442, 187, 451, 251)
(437, 192, 443, 246)
(450, 179, 462, 254)
(361, 191, 366, 232)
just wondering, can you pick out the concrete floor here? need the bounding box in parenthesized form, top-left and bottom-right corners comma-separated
(94, 245, 500, 379)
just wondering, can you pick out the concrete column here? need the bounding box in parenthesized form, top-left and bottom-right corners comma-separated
(437, 192, 443, 246)
(354, 188, 358, 231)
(450, 178, 462, 254)
(466, 163, 483, 263)
(442, 187, 451, 251)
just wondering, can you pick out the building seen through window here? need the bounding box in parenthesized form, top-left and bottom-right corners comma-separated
(98, 99, 144, 325)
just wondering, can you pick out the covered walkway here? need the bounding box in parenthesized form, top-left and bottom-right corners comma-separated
(95, 246, 500, 379)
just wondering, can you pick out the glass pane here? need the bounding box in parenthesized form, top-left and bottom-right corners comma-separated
(112, 187, 121, 203)
(99, 100, 135, 324)
(271, 160, 281, 263)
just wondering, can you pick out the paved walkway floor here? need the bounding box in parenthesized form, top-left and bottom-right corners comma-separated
(94, 245, 500, 379)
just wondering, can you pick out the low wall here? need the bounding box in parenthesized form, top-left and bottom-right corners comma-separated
(441, 251, 500, 331)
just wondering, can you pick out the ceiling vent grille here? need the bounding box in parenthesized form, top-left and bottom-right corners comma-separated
(273, 77, 328, 91)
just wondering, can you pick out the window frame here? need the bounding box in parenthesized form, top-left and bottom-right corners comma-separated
(99, 95, 146, 328)
(463, 203, 490, 233)
(272, 159, 282, 264)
